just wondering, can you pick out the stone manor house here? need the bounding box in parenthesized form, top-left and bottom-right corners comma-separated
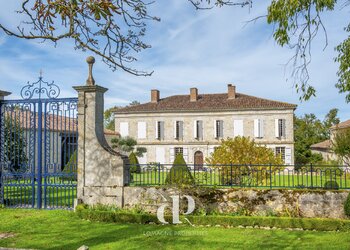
(114, 84, 297, 166)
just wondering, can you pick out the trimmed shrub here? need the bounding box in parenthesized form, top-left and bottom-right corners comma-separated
(165, 154, 194, 185)
(75, 205, 350, 231)
(61, 150, 77, 181)
(129, 152, 141, 173)
(324, 181, 339, 190)
(345, 193, 350, 217)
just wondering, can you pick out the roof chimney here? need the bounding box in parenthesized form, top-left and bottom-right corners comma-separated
(190, 88, 198, 102)
(151, 89, 160, 103)
(227, 84, 236, 100)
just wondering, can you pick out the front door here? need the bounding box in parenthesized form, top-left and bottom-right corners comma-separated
(194, 151, 203, 170)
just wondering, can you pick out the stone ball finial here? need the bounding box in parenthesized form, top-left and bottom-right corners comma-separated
(86, 56, 95, 86)
(86, 56, 95, 64)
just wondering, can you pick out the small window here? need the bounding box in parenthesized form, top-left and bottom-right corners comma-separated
(215, 120, 223, 139)
(156, 121, 164, 140)
(278, 119, 286, 137)
(275, 147, 286, 162)
(175, 121, 183, 140)
(195, 120, 203, 140)
(174, 147, 183, 156)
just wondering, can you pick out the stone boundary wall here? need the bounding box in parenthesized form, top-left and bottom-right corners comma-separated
(122, 187, 350, 219)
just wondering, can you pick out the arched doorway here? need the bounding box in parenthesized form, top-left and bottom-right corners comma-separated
(194, 151, 203, 170)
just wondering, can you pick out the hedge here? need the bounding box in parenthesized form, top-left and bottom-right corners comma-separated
(75, 205, 350, 231)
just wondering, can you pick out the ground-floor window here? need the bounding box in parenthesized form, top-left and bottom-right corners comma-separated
(174, 147, 183, 156)
(275, 147, 286, 163)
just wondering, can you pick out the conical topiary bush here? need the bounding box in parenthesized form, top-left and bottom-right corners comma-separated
(165, 154, 194, 185)
(129, 152, 141, 173)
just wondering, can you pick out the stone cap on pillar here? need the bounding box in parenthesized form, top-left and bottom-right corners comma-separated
(73, 56, 108, 93)
(0, 90, 11, 97)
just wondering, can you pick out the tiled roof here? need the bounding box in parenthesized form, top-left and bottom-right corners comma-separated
(331, 119, 350, 130)
(4, 110, 115, 135)
(310, 140, 331, 150)
(4, 110, 77, 132)
(115, 93, 297, 114)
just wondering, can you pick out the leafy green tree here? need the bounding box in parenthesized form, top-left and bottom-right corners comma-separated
(165, 154, 194, 185)
(294, 109, 340, 165)
(332, 128, 350, 165)
(2, 115, 28, 172)
(129, 101, 140, 106)
(104, 107, 119, 131)
(206, 137, 284, 185)
(111, 136, 146, 157)
(267, 0, 350, 102)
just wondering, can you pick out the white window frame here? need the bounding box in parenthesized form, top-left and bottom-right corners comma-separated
(233, 119, 244, 137)
(275, 119, 286, 138)
(214, 120, 223, 139)
(254, 119, 264, 138)
(275, 147, 286, 163)
(174, 121, 183, 140)
(194, 120, 203, 140)
(137, 122, 147, 139)
(156, 121, 164, 140)
(119, 122, 129, 137)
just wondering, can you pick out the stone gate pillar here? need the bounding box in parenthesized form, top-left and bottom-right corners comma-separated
(73, 56, 129, 207)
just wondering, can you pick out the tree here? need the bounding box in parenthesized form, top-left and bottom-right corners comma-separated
(332, 128, 350, 166)
(266, 0, 350, 102)
(294, 109, 340, 165)
(2, 115, 28, 173)
(165, 153, 194, 185)
(206, 137, 284, 185)
(129, 100, 140, 106)
(104, 106, 118, 131)
(111, 136, 146, 157)
(128, 152, 141, 173)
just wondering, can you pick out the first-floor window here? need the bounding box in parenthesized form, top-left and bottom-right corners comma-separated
(275, 147, 286, 162)
(175, 121, 183, 140)
(215, 120, 223, 139)
(156, 121, 164, 140)
(275, 119, 286, 138)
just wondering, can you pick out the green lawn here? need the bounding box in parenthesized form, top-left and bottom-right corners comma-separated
(131, 171, 350, 189)
(2, 179, 76, 208)
(0, 209, 350, 250)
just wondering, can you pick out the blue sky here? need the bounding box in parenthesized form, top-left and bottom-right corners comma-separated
(0, 1, 349, 121)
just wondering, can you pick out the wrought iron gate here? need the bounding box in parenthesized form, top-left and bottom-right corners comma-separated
(0, 76, 78, 209)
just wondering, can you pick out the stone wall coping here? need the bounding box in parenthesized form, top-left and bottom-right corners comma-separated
(73, 85, 108, 93)
(0, 90, 11, 97)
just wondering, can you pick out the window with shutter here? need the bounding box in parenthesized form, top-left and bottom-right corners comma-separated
(254, 119, 264, 138)
(137, 122, 146, 139)
(174, 121, 183, 140)
(156, 147, 165, 164)
(233, 120, 243, 137)
(275, 147, 286, 162)
(215, 120, 223, 138)
(275, 119, 286, 138)
(194, 120, 203, 140)
(156, 121, 164, 140)
(120, 122, 129, 137)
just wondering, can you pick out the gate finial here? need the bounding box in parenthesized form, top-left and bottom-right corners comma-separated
(86, 56, 95, 86)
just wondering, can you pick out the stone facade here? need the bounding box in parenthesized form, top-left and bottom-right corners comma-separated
(115, 86, 296, 166)
(123, 186, 350, 219)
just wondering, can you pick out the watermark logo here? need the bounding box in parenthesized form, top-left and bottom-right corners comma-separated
(157, 195, 195, 224)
